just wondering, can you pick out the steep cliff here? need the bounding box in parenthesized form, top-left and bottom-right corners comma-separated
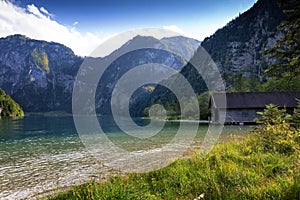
(201, 0, 286, 86)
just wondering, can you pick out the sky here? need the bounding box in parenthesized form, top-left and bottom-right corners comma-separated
(0, 0, 257, 56)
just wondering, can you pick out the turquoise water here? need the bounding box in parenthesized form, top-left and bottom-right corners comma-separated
(0, 116, 85, 199)
(0, 116, 251, 199)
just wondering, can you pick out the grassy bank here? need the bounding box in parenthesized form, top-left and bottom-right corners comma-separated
(47, 105, 300, 200)
(46, 137, 299, 200)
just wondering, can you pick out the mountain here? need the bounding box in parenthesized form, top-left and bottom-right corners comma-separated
(160, 36, 201, 61)
(136, 0, 290, 118)
(1, 0, 285, 116)
(130, 47, 210, 118)
(201, 0, 287, 86)
(78, 35, 200, 115)
(0, 34, 82, 112)
(0, 34, 200, 113)
(155, 0, 288, 94)
(101, 35, 200, 64)
(0, 88, 24, 118)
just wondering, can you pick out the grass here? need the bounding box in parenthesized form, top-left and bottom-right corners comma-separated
(46, 135, 299, 200)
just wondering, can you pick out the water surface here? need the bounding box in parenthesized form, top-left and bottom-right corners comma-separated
(0, 116, 251, 199)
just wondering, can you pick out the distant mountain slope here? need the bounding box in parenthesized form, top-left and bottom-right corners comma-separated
(106, 35, 200, 63)
(0, 34, 200, 112)
(130, 47, 209, 117)
(201, 0, 286, 85)
(78, 35, 200, 115)
(160, 36, 201, 61)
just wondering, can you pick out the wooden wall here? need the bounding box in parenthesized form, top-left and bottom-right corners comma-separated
(212, 108, 263, 124)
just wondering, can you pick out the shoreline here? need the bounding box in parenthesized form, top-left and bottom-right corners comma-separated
(141, 117, 209, 123)
(1, 162, 119, 200)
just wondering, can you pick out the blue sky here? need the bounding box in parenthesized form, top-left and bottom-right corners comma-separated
(0, 0, 257, 55)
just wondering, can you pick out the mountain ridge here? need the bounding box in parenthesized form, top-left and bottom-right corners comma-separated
(0, 34, 200, 112)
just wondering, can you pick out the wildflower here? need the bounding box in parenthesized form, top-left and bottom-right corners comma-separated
(194, 193, 204, 199)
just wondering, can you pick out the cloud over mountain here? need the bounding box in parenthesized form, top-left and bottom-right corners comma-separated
(0, 0, 109, 56)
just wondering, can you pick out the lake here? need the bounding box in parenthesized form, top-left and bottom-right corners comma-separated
(0, 115, 251, 199)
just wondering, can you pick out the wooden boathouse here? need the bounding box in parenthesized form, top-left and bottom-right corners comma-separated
(210, 92, 300, 124)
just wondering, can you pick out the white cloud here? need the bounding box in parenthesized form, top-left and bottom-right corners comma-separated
(27, 4, 47, 19)
(163, 25, 185, 35)
(0, 1, 111, 56)
(40, 7, 53, 18)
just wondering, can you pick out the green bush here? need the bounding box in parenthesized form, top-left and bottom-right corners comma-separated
(291, 100, 300, 129)
(254, 104, 300, 155)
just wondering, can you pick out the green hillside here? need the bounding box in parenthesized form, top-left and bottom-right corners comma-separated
(0, 88, 24, 118)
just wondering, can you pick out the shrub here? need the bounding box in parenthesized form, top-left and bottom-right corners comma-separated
(291, 100, 300, 129)
(254, 104, 300, 155)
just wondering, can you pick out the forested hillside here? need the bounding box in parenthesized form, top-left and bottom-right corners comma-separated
(0, 88, 24, 118)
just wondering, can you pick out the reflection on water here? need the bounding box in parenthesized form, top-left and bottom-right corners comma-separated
(0, 118, 23, 136)
(0, 116, 251, 199)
